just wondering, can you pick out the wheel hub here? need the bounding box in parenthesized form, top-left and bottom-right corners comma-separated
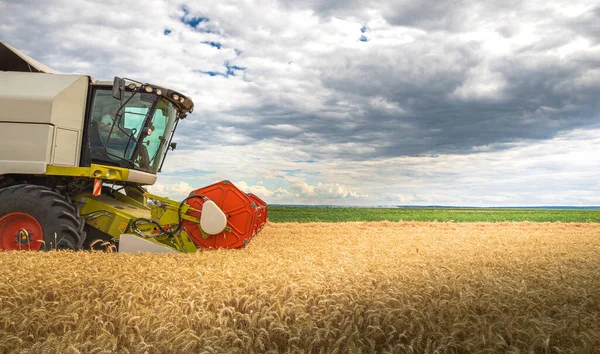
(17, 229, 31, 245)
(0, 212, 43, 251)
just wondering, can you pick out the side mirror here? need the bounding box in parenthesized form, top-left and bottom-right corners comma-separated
(112, 77, 125, 101)
(170, 142, 177, 150)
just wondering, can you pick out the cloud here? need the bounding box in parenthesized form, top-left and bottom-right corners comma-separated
(1, 0, 598, 205)
(155, 126, 600, 206)
(232, 178, 365, 204)
(147, 181, 194, 200)
(285, 177, 366, 200)
(233, 181, 277, 198)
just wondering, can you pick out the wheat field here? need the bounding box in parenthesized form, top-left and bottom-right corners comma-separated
(0, 222, 599, 353)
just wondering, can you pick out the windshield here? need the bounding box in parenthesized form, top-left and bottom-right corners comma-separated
(138, 98, 178, 172)
(88, 89, 178, 174)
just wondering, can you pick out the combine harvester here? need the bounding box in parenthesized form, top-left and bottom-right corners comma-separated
(0, 42, 268, 253)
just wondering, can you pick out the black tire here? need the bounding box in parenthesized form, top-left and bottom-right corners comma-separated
(0, 184, 86, 250)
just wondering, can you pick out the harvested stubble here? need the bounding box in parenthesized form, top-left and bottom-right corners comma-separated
(0, 222, 599, 354)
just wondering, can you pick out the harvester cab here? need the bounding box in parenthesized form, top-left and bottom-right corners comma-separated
(0, 42, 268, 253)
(88, 76, 193, 175)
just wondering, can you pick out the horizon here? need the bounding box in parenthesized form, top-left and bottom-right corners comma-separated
(270, 204, 600, 209)
(2, 0, 598, 206)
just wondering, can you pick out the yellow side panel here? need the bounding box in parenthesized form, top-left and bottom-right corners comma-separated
(44, 164, 130, 181)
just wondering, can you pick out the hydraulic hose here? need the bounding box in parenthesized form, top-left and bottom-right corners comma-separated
(131, 194, 207, 237)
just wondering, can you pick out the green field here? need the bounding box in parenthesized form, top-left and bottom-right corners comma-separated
(268, 206, 600, 223)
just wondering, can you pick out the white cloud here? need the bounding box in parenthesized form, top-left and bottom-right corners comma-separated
(158, 126, 600, 206)
(147, 181, 194, 200)
(452, 64, 508, 100)
(285, 178, 366, 200)
(1, 0, 599, 206)
(231, 178, 365, 203)
(233, 181, 277, 198)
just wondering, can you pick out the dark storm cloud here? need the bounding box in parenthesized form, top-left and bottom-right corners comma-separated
(380, 0, 533, 32)
(279, 0, 522, 32)
(316, 53, 600, 158)
(2, 0, 598, 164)
(173, 1, 600, 161)
(382, 0, 472, 31)
(1, 0, 597, 205)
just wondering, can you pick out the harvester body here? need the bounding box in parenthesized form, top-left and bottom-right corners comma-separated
(0, 42, 267, 252)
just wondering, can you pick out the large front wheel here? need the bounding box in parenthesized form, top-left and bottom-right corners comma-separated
(0, 185, 85, 251)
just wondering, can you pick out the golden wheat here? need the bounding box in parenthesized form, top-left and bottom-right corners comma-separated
(0, 222, 599, 353)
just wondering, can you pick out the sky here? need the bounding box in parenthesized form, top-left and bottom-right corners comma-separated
(1, 0, 599, 206)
